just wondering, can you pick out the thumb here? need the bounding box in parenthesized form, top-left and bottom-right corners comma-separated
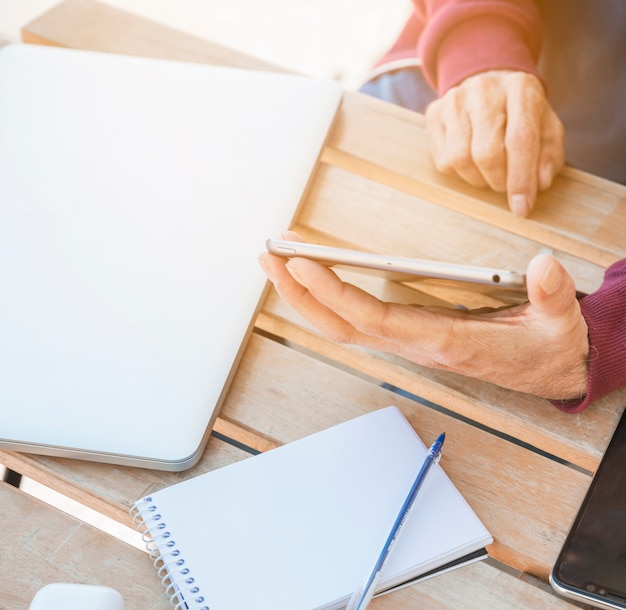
(526, 253, 578, 315)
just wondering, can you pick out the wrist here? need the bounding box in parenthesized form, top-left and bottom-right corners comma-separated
(420, 13, 543, 95)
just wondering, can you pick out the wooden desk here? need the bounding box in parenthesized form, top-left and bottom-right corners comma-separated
(3, 0, 625, 607)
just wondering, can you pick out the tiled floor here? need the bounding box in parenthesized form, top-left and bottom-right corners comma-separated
(1, 0, 412, 88)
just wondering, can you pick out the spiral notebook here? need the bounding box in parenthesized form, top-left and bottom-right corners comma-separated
(0, 44, 341, 470)
(131, 407, 492, 610)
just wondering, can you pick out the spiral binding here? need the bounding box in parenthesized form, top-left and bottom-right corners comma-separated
(131, 497, 210, 610)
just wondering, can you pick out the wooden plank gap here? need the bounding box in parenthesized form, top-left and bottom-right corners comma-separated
(255, 311, 599, 472)
(0, 450, 130, 525)
(213, 416, 281, 454)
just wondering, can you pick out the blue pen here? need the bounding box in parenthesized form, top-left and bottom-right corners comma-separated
(345, 432, 445, 610)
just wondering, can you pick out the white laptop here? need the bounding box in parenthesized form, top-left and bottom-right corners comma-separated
(0, 44, 342, 470)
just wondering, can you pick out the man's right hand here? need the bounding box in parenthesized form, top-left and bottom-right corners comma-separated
(425, 70, 566, 216)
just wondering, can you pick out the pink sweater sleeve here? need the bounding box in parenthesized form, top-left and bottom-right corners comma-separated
(412, 0, 543, 95)
(552, 259, 626, 413)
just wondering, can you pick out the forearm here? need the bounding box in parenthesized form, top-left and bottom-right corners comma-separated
(552, 259, 626, 413)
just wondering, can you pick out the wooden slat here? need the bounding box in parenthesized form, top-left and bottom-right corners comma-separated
(295, 162, 606, 295)
(213, 416, 280, 453)
(324, 95, 626, 266)
(0, 333, 596, 580)
(24, 1, 624, 469)
(375, 560, 584, 609)
(0, 437, 251, 526)
(258, 289, 625, 473)
(0, 481, 169, 610)
(23, 0, 626, 269)
(1, 481, 581, 609)
(15, 3, 623, 609)
(214, 334, 595, 581)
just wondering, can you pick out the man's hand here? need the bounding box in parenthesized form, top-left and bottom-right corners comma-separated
(425, 70, 566, 216)
(259, 233, 589, 401)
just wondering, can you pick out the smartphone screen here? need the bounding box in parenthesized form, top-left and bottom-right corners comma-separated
(551, 409, 626, 609)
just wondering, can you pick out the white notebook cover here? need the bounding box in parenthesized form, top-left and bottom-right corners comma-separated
(0, 44, 342, 470)
(132, 407, 492, 609)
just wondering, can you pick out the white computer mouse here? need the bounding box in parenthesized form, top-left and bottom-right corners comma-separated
(29, 584, 124, 610)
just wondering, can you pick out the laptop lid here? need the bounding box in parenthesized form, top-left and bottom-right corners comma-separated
(0, 44, 341, 470)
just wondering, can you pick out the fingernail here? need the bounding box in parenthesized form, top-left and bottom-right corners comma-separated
(539, 257, 562, 295)
(511, 194, 529, 217)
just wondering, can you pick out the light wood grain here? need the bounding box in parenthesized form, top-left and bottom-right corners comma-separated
(210, 333, 595, 581)
(258, 291, 626, 473)
(12, 2, 625, 609)
(0, 436, 251, 526)
(369, 560, 585, 609)
(0, 333, 593, 580)
(21, 3, 626, 471)
(0, 481, 169, 610)
(22, 0, 625, 268)
(296, 162, 608, 295)
(2, 480, 586, 610)
(323, 95, 626, 267)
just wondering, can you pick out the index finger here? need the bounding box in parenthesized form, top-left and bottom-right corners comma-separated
(285, 257, 454, 351)
(504, 75, 544, 216)
(259, 251, 369, 345)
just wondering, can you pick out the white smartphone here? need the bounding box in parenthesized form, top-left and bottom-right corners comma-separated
(550, 409, 626, 609)
(266, 239, 527, 291)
